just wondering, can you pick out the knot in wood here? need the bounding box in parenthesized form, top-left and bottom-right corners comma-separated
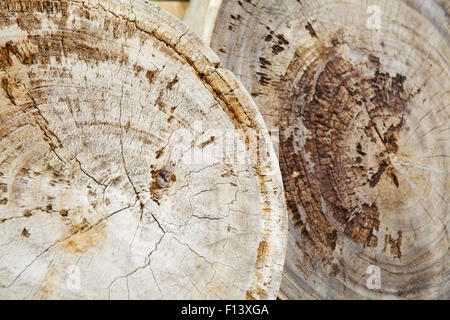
(156, 168, 171, 188)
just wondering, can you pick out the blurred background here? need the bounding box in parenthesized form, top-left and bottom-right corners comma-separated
(150, 0, 190, 19)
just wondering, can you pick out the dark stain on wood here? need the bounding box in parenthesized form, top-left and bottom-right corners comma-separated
(155, 147, 164, 159)
(21, 227, 31, 237)
(146, 69, 157, 85)
(387, 231, 403, 259)
(23, 209, 32, 217)
(0, 41, 36, 68)
(271, 44, 284, 54)
(166, 75, 179, 90)
(276, 34, 289, 45)
(200, 136, 216, 148)
(369, 161, 388, 187)
(258, 57, 271, 69)
(256, 72, 270, 86)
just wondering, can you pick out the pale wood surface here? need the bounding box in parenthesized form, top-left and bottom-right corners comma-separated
(189, 0, 449, 299)
(0, 0, 287, 299)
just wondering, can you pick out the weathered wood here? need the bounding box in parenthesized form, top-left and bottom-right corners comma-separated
(196, 0, 449, 299)
(0, 0, 287, 299)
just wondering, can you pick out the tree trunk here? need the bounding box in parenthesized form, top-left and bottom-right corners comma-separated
(0, 0, 287, 299)
(188, 0, 450, 299)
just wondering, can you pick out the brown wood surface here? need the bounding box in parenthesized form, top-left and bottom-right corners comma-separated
(194, 0, 450, 299)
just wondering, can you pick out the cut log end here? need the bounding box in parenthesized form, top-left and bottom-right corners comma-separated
(0, 0, 287, 300)
(204, 0, 449, 299)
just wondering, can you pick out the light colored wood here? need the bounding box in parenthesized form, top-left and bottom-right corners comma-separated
(184, 0, 221, 44)
(202, 0, 449, 299)
(151, 1, 189, 19)
(0, 0, 287, 299)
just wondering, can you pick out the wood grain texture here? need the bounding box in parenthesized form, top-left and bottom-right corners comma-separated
(0, 0, 287, 299)
(200, 0, 449, 299)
